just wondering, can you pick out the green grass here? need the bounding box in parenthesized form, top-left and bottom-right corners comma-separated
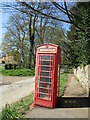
(0, 92, 34, 119)
(59, 73, 68, 96)
(1, 67, 35, 76)
(0, 66, 4, 73)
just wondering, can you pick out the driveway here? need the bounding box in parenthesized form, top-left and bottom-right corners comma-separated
(0, 75, 35, 112)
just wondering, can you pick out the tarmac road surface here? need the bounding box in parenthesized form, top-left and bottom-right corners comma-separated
(0, 76, 35, 112)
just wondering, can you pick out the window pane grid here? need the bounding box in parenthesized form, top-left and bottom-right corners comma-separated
(37, 55, 53, 101)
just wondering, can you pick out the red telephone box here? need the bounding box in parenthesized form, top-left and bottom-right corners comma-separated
(33, 44, 61, 108)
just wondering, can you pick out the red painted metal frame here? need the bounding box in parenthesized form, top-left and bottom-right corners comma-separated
(33, 44, 61, 108)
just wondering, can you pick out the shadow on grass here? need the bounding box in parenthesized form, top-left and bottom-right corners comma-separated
(56, 96, 90, 108)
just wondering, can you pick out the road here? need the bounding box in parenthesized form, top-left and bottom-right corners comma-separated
(0, 76, 35, 112)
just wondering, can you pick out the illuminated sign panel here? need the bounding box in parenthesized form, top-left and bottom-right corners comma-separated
(39, 48, 56, 52)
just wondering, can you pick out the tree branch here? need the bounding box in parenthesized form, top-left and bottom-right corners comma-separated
(20, 2, 72, 24)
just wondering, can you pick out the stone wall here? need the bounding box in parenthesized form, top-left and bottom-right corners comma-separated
(73, 65, 90, 95)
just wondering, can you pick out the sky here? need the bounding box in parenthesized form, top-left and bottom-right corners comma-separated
(0, 1, 2, 56)
(0, 2, 2, 45)
(0, 13, 10, 43)
(0, 2, 70, 56)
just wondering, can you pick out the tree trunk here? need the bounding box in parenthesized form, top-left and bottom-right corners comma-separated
(28, 14, 36, 69)
(28, 15, 32, 69)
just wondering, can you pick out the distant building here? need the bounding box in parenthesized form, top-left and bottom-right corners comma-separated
(0, 57, 3, 64)
(0, 54, 17, 64)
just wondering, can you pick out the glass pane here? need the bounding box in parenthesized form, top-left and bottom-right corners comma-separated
(37, 55, 53, 101)
(41, 66, 50, 71)
(40, 77, 51, 83)
(41, 72, 49, 76)
(42, 61, 50, 65)
(39, 94, 51, 100)
(40, 82, 49, 88)
(40, 88, 48, 93)
(42, 56, 50, 60)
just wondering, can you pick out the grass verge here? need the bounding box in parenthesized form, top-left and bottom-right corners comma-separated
(0, 93, 34, 119)
(1, 67, 35, 76)
(59, 73, 68, 96)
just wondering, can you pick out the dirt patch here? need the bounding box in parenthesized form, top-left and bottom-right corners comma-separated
(63, 74, 88, 97)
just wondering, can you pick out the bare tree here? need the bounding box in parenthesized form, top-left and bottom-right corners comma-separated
(2, 13, 27, 66)
(18, 2, 86, 32)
